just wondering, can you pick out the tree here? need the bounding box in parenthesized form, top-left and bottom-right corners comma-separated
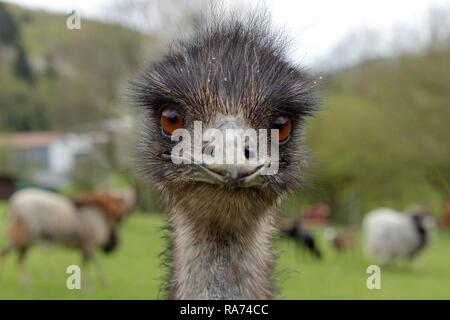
(0, 3, 19, 46)
(14, 45, 34, 83)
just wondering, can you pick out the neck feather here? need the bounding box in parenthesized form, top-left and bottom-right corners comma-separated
(167, 203, 276, 300)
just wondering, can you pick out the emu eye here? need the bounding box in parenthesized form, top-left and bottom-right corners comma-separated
(271, 115, 292, 142)
(160, 108, 184, 136)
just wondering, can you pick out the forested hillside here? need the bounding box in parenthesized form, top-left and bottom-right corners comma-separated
(0, 3, 142, 132)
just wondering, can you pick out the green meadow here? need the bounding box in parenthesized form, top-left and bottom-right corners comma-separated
(0, 202, 449, 300)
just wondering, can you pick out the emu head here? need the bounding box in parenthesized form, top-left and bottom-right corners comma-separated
(132, 15, 316, 224)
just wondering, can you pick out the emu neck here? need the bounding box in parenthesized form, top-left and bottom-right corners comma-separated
(167, 203, 276, 300)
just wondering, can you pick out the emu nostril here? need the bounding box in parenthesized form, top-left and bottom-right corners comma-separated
(203, 144, 215, 158)
(244, 146, 250, 160)
(244, 145, 257, 161)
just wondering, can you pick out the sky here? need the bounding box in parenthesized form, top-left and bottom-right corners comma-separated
(3, 0, 450, 68)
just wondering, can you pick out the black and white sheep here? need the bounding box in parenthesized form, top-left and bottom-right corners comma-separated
(363, 207, 434, 265)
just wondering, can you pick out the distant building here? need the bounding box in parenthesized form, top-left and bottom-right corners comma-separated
(0, 132, 95, 189)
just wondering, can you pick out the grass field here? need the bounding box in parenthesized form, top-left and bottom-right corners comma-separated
(0, 202, 449, 299)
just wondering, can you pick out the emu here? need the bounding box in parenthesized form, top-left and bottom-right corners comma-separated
(132, 12, 316, 299)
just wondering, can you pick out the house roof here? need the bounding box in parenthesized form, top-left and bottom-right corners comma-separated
(0, 132, 58, 149)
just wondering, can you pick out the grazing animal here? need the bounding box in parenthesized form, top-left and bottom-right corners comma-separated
(363, 208, 434, 265)
(0, 188, 124, 285)
(324, 228, 356, 253)
(280, 219, 322, 259)
(301, 203, 330, 227)
(439, 198, 450, 230)
(132, 11, 317, 299)
(102, 187, 137, 218)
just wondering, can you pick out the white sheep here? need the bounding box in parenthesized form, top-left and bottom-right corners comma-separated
(363, 207, 434, 265)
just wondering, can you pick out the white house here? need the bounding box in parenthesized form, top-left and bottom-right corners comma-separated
(0, 131, 97, 188)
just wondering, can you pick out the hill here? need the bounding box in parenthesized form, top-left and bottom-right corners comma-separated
(0, 2, 143, 132)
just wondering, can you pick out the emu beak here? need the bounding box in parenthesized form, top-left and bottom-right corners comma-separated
(166, 116, 270, 187)
(200, 116, 269, 187)
(192, 160, 268, 187)
(204, 116, 267, 187)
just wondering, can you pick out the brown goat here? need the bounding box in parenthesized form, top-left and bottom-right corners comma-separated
(324, 228, 356, 253)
